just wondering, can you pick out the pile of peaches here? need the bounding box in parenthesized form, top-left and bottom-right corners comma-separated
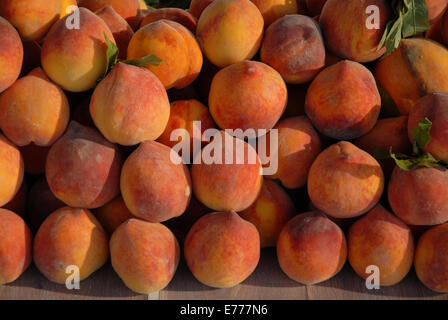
(1, 0, 448, 295)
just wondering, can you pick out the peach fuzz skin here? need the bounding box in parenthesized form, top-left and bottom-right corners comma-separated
(33, 207, 109, 284)
(0, 209, 32, 286)
(277, 211, 347, 285)
(110, 219, 180, 294)
(308, 141, 384, 219)
(348, 205, 414, 286)
(184, 211, 260, 288)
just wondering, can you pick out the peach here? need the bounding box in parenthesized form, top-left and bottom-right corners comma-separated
(163, 195, 210, 243)
(27, 177, 65, 231)
(34, 207, 109, 284)
(209, 61, 287, 137)
(306, 0, 328, 16)
(3, 181, 27, 218)
(354, 116, 412, 178)
(127, 20, 202, 89)
(139, 0, 148, 10)
(78, 0, 141, 29)
(20, 144, 51, 175)
(375, 38, 448, 115)
(110, 218, 180, 294)
(90, 62, 170, 146)
(239, 179, 296, 248)
(61, 0, 78, 17)
(140, 8, 197, 33)
(426, 0, 448, 24)
(348, 205, 414, 286)
(0, 209, 32, 285)
(251, 0, 304, 27)
(41, 8, 116, 92)
(277, 211, 347, 285)
(305, 60, 381, 140)
(191, 131, 263, 212)
(120, 141, 192, 223)
(0, 0, 61, 41)
(184, 211, 260, 288)
(0, 17, 23, 94)
(189, 0, 214, 18)
(308, 141, 384, 219)
(96, 5, 134, 60)
(0, 134, 24, 207)
(196, 0, 264, 67)
(408, 93, 448, 162)
(46, 121, 122, 209)
(319, 0, 391, 62)
(258, 116, 322, 189)
(261, 15, 325, 84)
(388, 166, 448, 226)
(93, 196, 134, 236)
(427, 18, 444, 44)
(415, 223, 448, 292)
(0, 68, 70, 147)
(157, 99, 216, 151)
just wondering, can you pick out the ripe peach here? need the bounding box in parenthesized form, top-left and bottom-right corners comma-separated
(157, 99, 216, 151)
(96, 5, 134, 60)
(27, 177, 65, 231)
(189, 0, 214, 18)
(354, 116, 411, 178)
(388, 166, 448, 226)
(415, 223, 448, 292)
(34, 207, 109, 284)
(261, 15, 325, 84)
(258, 116, 322, 189)
(196, 0, 264, 67)
(348, 205, 414, 286)
(41, 7, 115, 92)
(0, 209, 32, 285)
(78, 0, 141, 29)
(140, 8, 197, 33)
(120, 141, 192, 223)
(90, 62, 170, 146)
(375, 38, 448, 115)
(308, 141, 385, 219)
(251, 0, 304, 27)
(426, 0, 448, 24)
(0, 16, 23, 94)
(408, 93, 448, 162)
(191, 131, 263, 212)
(0, 68, 70, 147)
(0, 134, 24, 207)
(46, 121, 122, 209)
(61, 0, 78, 17)
(305, 60, 381, 140)
(277, 211, 347, 285)
(184, 211, 260, 288)
(319, 0, 391, 62)
(240, 179, 296, 248)
(127, 20, 202, 89)
(110, 219, 180, 294)
(0, 0, 61, 41)
(209, 61, 287, 137)
(93, 196, 134, 236)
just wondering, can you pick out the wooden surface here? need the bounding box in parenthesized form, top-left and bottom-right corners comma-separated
(0, 248, 446, 300)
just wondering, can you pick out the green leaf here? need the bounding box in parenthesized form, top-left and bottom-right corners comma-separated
(378, 0, 430, 55)
(104, 32, 119, 74)
(122, 54, 166, 67)
(390, 150, 445, 171)
(411, 117, 432, 153)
